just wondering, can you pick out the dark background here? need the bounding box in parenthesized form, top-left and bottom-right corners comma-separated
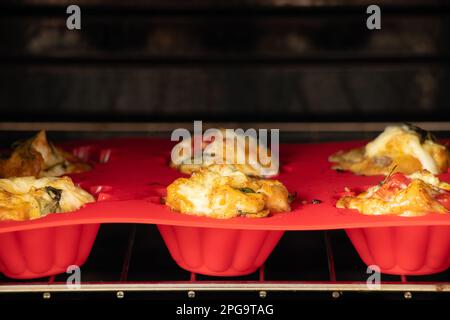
(0, 0, 449, 123)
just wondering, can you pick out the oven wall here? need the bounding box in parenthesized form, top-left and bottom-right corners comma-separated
(0, 1, 449, 122)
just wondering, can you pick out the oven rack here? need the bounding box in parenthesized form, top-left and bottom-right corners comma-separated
(0, 224, 447, 300)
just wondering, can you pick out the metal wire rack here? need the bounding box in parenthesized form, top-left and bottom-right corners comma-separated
(0, 224, 448, 300)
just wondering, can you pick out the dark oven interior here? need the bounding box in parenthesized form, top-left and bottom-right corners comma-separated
(0, 0, 449, 301)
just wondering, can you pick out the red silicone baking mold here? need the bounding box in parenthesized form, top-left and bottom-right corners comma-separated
(0, 138, 448, 277)
(0, 224, 100, 279)
(0, 143, 116, 279)
(346, 226, 450, 275)
(158, 225, 284, 276)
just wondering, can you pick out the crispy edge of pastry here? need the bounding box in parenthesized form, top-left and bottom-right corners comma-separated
(336, 178, 449, 216)
(0, 176, 95, 221)
(165, 165, 290, 219)
(0, 130, 91, 178)
(329, 142, 450, 176)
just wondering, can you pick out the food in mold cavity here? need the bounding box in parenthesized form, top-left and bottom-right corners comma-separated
(0, 130, 92, 178)
(170, 128, 278, 177)
(0, 176, 95, 221)
(166, 164, 291, 219)
(337, 170, 450, 216)
(329, 124, 449, 175)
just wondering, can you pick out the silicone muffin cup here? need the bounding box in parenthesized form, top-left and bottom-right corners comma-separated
(0, 143, 109, 280)
(157, 225, 284, 276)
(0, 223, 100, 279)
(345, 226, 450, 275)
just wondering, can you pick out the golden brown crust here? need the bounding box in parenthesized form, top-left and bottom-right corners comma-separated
(330, 150, 424, 176)
(336, 171, 450, 216)
(329, 126, 450, 176)
(170, 129, 278, 177)
(166, 165, 290, 219)
(0, 176, 95, 221)
(0, 131, 91, 178)
(0, 145, 43, 178)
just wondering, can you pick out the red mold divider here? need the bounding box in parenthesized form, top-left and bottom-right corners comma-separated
(0, 138, 448, 278)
